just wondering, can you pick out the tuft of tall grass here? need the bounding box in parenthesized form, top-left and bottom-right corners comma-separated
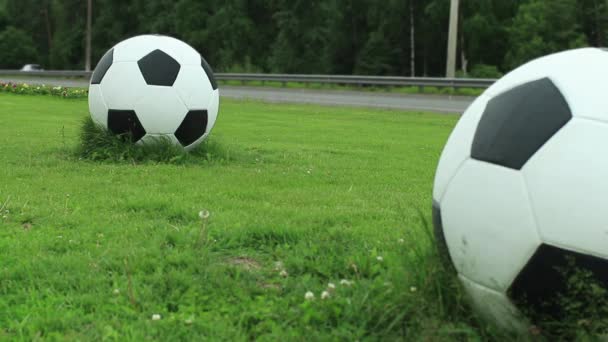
(74, 116, 236, 164)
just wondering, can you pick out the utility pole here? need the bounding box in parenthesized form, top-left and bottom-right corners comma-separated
(445, 0, 459, 78)
(85, 0, 92, 71)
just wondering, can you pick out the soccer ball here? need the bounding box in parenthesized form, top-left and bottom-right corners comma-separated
(88, 34, 219, 151)
(433, 47, 608, 332)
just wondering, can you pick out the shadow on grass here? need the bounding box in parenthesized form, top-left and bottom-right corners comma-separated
(72, 116, 243, 165)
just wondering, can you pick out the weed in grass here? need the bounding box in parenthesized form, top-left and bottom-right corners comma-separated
(74, 115, 237, 164)
(514, 257, 608, 340)
(197, 210, 210, 248)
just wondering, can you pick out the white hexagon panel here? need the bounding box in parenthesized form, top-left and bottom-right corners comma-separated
(440, 160, 541, 292)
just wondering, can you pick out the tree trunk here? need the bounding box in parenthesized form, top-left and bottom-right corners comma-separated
(409, 0, 415, 77)
(43, 4, 52, 52)
(85, 0, 92, 71)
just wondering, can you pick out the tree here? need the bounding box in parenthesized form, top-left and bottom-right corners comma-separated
(270, 0, 330, 73)
(577, 0, 608, 46)
(506, 0, 587, 70)
(0, 26, 38, 68)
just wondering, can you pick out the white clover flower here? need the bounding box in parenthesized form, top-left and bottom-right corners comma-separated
(376, 256, 383, 262)
(198, 210, 210, 219)
(321, 291, 330, 299)
(185, 318, 194, 325)
(410, 286, 417, 293)
(305, 291, 314, 300)
(279, 270, 288, 277)
(274, 261, 284, 270)
(340, 279, 353, 286)
(327, 283, 336, 290)
(398, 238, 405, 244)
(152, 314, 161, 320)
(113, 288, 120, 295)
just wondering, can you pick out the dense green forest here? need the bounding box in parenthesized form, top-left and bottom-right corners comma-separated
(0, 0, 606, 77)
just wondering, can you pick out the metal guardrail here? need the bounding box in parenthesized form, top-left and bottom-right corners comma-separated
(0, 70, 497, 89)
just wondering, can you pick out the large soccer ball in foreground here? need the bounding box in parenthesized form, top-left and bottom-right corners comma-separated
(88, 34, 219, 150)
(433, 48, 608, 331)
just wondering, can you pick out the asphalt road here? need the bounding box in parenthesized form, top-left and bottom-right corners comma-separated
(0, 76, 474, 114)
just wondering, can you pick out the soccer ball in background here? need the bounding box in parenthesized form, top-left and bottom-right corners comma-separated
(88, 34, 219, 151)
(432, 48, 608, 331)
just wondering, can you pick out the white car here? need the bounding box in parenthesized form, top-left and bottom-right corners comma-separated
(20, 64, 43, 72)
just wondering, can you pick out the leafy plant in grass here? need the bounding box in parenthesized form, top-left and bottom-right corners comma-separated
(517, 257, 608, 340)
(75, 116, 235, 164)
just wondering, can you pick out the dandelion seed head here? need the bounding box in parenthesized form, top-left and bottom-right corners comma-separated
(199, 210, 210, 219)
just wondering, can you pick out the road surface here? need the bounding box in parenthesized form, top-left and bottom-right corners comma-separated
(0, 76, 474, 114)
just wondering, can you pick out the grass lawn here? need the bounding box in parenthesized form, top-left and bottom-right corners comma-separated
(0, 93, 502, 340)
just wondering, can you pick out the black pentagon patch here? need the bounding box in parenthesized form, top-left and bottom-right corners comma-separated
(107, 109, 146, 142)
(471, 78, 572, 170)
(432, 201, 456, 273)
(137, 49, 181, 86)
(91, 48, 113, 84)
(201, 56, 218, 90)
(508, 244, 608, 323)
(175, 110, 208, 147)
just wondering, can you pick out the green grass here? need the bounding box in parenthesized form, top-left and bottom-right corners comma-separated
(6, 93, 596, 340)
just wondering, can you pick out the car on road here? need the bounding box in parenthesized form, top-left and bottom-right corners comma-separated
(20, 64, 44, 72)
